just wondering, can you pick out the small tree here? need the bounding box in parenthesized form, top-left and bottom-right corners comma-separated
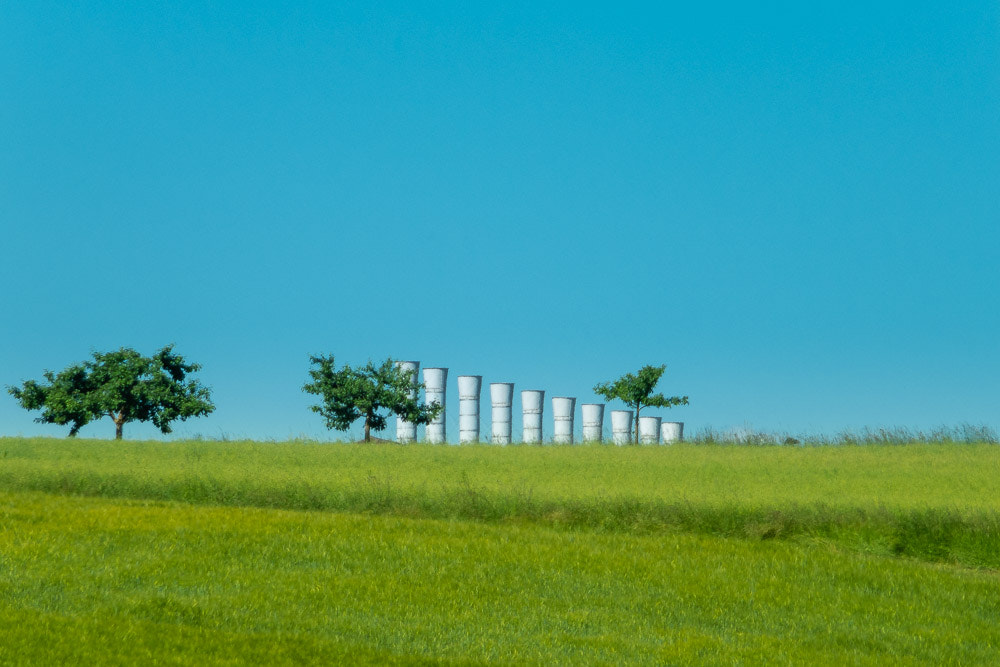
(303, 355, 442, 442)
(593, 364, 688, 443)
(8, 345, 215, 439)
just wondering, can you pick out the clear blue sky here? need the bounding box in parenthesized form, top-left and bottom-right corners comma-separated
(2, 2, 997, 441)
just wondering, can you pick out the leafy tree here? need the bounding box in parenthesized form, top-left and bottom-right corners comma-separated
(8, 345, 215, 439)
(303, 355, 442, 442)
(593, 364, 688, 443)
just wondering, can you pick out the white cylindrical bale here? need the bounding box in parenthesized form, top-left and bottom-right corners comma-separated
(581, 403, 604, 442)
(661, 421, 684, 443)
(423, 367, 447, 444)
(611, 410, 633, 446)
(490, 383, 514, 445)
(521, 390, 545, 443)
(551, 397, 576, 444)
(394, 360, 419, 443)
(639, 416, 662, 444)
(458, 375, 482, 444)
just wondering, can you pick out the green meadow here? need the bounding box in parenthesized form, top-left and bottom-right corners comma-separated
(2, 437, 1000, 663)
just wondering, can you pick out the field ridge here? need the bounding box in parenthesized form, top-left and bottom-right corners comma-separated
(3, 437, 1000, 571)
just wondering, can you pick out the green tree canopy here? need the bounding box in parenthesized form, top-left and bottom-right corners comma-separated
(8, 345, 215, 439)
(593, 364, 688, 443)
(303, 355, 442, 442)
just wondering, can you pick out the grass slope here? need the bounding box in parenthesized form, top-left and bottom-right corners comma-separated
(2, 490, 999, 664)
(2, 438, 1000, 569)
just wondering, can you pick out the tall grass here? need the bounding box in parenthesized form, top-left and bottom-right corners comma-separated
(690, 423, 999, 446)
(2, 436, 1000, 570)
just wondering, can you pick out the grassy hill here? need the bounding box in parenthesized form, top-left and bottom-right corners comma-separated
(1, 437, 999, 663)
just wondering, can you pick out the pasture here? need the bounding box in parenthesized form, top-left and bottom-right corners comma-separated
(2, 437, 999, 663)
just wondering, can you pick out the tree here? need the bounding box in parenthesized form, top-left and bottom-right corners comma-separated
(593, 364, 688, 443)
(8, 345, 215, 439)
(303, 355, 442, 442)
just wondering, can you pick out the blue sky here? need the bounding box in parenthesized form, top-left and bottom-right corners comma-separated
(2, 2, 997, 441)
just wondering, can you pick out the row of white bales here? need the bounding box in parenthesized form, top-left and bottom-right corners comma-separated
(396, 363, 684, 445)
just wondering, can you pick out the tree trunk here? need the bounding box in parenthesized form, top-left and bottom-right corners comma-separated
(115, 419, 124, 440)
(364, 418, 371, 442)
(634, 406, 640, 444)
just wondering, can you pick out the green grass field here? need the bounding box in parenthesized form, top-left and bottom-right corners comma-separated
(2, 437, 999, 663)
